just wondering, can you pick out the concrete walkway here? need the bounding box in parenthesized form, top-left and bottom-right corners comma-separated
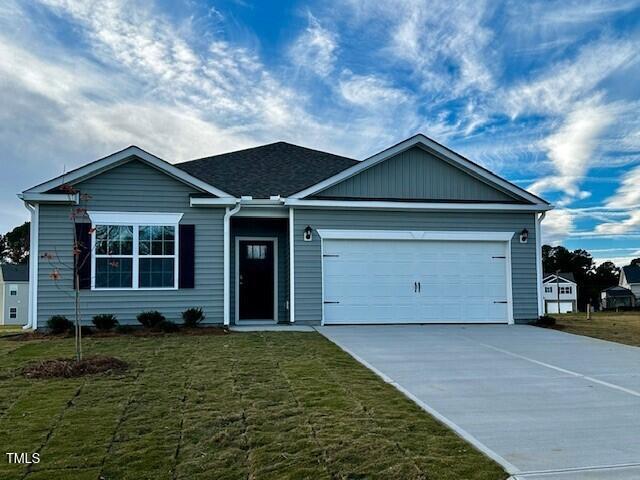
(317, 325, 640, 479)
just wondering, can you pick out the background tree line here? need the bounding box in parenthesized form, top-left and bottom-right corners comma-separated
(0, 222, 637, 311)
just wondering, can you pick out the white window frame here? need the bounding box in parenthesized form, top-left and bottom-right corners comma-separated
(9, 284, 18, 296)
(88, 212, 183, 291)
(9, 307, 17, 319)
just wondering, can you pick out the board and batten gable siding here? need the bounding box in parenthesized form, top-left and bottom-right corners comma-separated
(293, 209, 538, 325)
(313, 147, 520, 202)
(36, 159, 225, 327)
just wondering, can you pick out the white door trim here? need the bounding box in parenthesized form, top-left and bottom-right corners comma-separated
(319, 229, 515, 325)
(235, 236, 278, 324)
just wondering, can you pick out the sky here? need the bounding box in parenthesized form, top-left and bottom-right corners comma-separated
(1, 0, 639, 266)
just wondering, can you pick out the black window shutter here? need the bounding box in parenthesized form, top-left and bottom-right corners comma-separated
(179, 224, 195, 288)
(75, 223, 92, 290)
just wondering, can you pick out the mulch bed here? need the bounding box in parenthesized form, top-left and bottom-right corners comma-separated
(7, 326, 230, 341)
(22, 355, 129, 379)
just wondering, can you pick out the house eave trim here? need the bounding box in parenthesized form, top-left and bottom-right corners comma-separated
(20, 193, 79, 204)
(285, 199, 552, 212)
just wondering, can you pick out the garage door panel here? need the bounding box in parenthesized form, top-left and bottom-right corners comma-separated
(323, 237, 510, 324)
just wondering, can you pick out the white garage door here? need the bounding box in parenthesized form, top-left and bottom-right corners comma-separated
(546, 302, 573, 314)
(322, 237, 511, 324)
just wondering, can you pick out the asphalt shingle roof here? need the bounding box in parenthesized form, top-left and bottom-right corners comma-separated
(602, 286, 634, 297)
(622, 265, 640, 284)
(0, 264, 29, 282)
(175, 141, 359, 198)
(543, 272, 576, 283)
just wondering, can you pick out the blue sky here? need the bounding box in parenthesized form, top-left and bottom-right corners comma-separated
(1, 0, 639, 266)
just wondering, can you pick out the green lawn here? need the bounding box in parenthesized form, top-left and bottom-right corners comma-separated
(0, 332, 506, 480)
(552, 311, 640, 347)
(0, 325, 24, 337)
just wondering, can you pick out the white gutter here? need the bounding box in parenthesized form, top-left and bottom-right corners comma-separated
(20, 192, 79, 204)
(223, 201, 242, 326)
(24, 203, 39, 330)
(535, 211, 546, 317)
(190, 197, 238, 207)
(284, 198, 553, 212)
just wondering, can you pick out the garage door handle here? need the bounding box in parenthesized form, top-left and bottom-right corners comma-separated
(494, 301, 508, 304)
(414, 282, 417, 292)
(418, 282, 421, 293)
(324, 301, 340, 304)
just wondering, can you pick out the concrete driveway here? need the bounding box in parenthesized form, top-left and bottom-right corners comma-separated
(317, 325, 640, 479)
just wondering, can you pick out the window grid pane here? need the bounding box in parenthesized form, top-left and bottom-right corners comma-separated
(139, 225, 175, 257)
(139, 258, 175, 288)
(95, 258, 133, 288)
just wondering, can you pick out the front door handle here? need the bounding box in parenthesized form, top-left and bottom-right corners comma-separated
(418, 282, 421, 293)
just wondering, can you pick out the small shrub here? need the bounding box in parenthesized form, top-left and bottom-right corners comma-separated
(182, 307, 205, 327)
(47, 315, 73, 334)
(157, 320, 179, 333)
(536, 315, 556, 327)
(115, 325, 135, 334)
(92, 314, 119, 331)
(137, 310, 165, 329)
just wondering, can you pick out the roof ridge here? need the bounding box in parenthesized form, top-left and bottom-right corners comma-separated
(177, 141, 357, 166)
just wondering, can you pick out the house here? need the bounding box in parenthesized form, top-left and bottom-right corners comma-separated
(19, 134, 552, 329)
(0, 264, 29, 326)
(542, 272, 577, 314)
(601, 286, 636, 310)
(619, 264, 640, 298)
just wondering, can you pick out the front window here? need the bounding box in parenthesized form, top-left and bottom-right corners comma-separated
(544, 286, 552, 293)
(92, 220, 178, 290)
(560, 286, 572, 294)
(9, 308, 17, 319)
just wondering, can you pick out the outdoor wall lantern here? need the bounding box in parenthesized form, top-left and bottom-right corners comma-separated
(519, 228, 529, 244)
(303, 225, 313, 242)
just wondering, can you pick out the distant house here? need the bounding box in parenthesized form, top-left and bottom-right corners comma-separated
(601, 286, 635, 310)
(542, 272, 577, 314)
(0, 264, 29, 326)
(619, 265, 640, 299)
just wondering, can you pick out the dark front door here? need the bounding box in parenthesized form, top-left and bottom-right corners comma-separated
(239, 239, 275, 320)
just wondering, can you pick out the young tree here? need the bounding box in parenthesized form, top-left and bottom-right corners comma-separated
(41, 185, 92, 361)
(0, 222, 30, 264)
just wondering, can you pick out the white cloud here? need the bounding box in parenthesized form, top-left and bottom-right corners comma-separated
(505, 38, 638, 117)
(542, 209, 575, 245)
(528, 101, 613, 200)
(338, 72, 410, 107)
(289, 12, 337, 77)
(591, 164, 640, 235)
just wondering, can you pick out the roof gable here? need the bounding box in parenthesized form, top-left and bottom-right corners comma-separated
(313, 146, 521, 202)
(175, 142, 358, 198)
(290, 134, 550, 206)
(543, 272, 576, 284)
(23, 146, 232, 198)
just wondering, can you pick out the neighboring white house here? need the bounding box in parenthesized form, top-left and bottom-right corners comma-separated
(0, 264, 29, 326)
(619, 264, 640, 299)
(543, 272, 577, 314)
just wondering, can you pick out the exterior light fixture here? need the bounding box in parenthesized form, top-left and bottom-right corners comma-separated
(303, 225, 313, 242)
(519, 228, 529, 244)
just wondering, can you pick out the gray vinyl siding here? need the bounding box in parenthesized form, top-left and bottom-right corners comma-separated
(36, 159, 225, 327)
(230, 219, 289, 323)
(293, 209, 538, 325)
(314, 147, 519, 202)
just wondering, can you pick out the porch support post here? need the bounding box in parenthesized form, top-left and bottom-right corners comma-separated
(223, 203, 241, 326)
(289, 207, 295, 323)
(25, 203, 39, 330)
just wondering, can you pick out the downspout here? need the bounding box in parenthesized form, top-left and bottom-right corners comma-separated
(24, 202, 39, 330)
(223, 201, 241, 326)
(535, 211, 546, 318)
